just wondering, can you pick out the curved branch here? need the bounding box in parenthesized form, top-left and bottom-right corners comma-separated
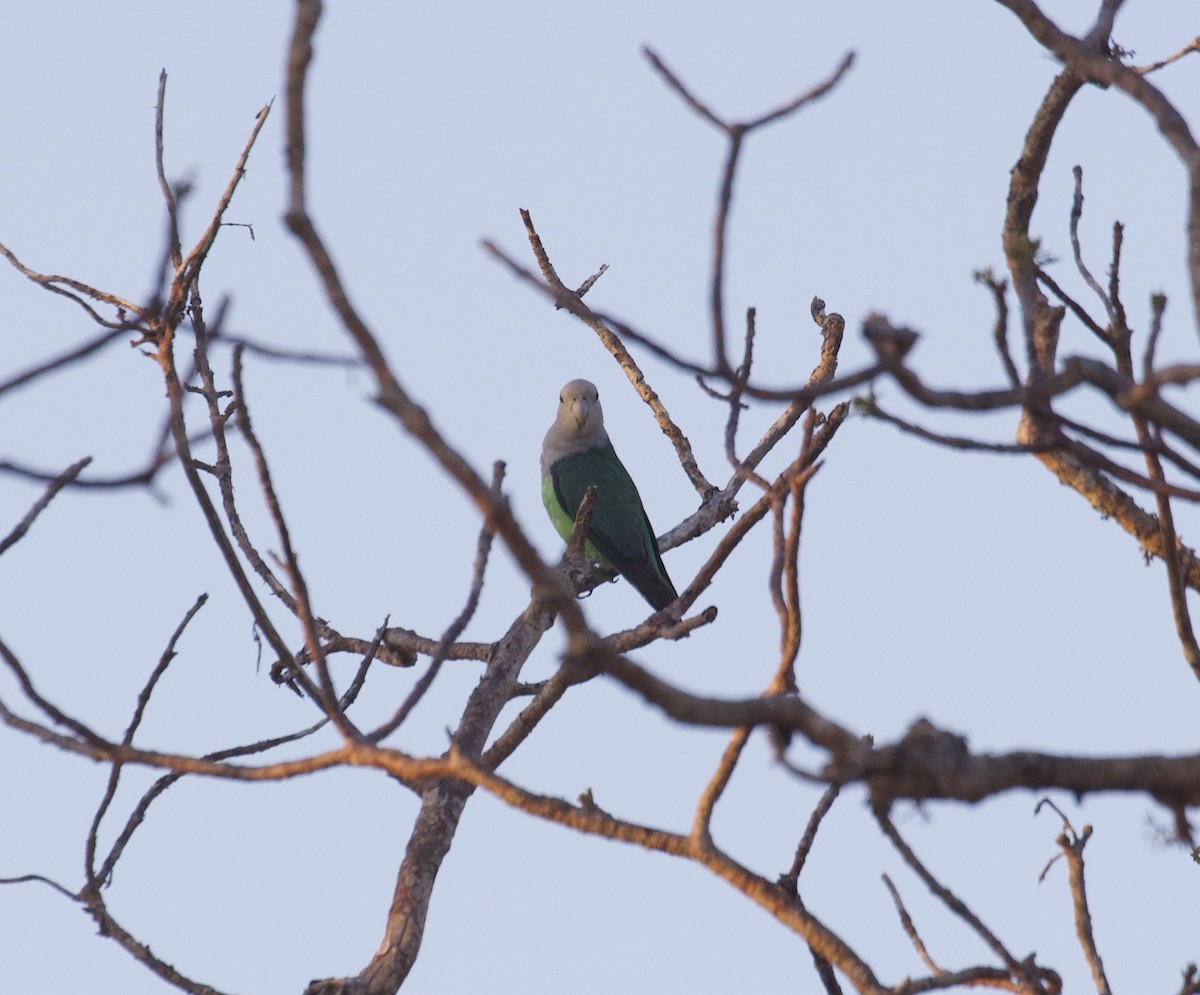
(996, 0, 1200, 337)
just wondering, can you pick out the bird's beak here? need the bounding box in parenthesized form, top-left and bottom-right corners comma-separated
(569, 398, 590, 429)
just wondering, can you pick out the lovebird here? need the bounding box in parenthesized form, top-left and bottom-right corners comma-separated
(541, 378, 678, 610)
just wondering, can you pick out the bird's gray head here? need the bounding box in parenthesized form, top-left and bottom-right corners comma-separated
(541, 378, 609, 474)
(555, 379, 604, 436)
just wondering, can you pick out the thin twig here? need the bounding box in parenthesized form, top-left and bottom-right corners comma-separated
(164, 99, 272, 330)
(230, 331, 355, 735)
(516, 209, 716, 501)
(692, 728, 751, 846)
(722, 307, 762, 484)
(77, 889, 229, 995)
(0, 873, 79, 901)
(86, 594, 209, 887)
(1142, 292, 1168, 383)
(642, 48, 854, 372)
(0, 328, 131, 398)
(483, 664, 575, 770)
(974, 269, 1021, 387)
(0, 634, 110, 747)
(1068, 165, 1115, 331)
(778, 782, 842, 894)
(882, 873, 946, 975)
(1035, 801, 1112, 995)
(441, 746, 889, 994)
(225, 345, 296, 609)
(0, 457, 91, 555)
(209, 329, 360, 367)
(368, 463, 504, 744)
(0, 240, 148, 326)
(873, 804, 1030, 984)
(154, 70, 183, 272)
(1037, 266, 1110, 343)
(995, 0, 1200, 339)
(1137, 36, 1200, 75)
(1132, 417, 1200, 681)
(861, 397, 1052, 454)
(96, 645, 383, 891)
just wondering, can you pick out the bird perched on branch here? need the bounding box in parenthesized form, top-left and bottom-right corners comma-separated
(541, 379, 678, 610)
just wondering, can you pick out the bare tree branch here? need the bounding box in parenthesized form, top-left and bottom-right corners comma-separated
(0, 457, 91, 555)
(873, 804, 1043, 992)
(882, 873, 947, 977)
(367, 463, 504, 744)
(994, 0, 1200, 338)
(0, 328, 131, 398)
(642, 47, 854, 373)
(1035, 801, 1112, 995)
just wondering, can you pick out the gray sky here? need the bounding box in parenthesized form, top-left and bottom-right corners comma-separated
(2, 2, 1198, 992)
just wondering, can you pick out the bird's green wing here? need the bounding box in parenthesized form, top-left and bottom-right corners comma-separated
(548, 442, 677, 610)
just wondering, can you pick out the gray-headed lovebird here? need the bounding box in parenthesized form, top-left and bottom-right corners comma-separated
(541, 379, 678, 610)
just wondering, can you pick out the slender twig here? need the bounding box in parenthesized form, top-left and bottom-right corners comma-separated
(441, 746, 889, 994)
(136, 81, 297, 689)
(1002, 67, 1084, 370)
(86, 594, 209, 888)
(1142, 291, 1168, 383)
(164, 324, 297, 672)
(1093, 209, 1200, 679)
(869, 396, 1200, 505)
(77, 889, 229, 995)
(0, 457, 91, 555)
(96, 642, 383, 892)
(675, 434, 829, 616)
(483, 664, 575, 770)
(1132, 417, 1200, 681)
(0, 328, 131, 398)
(368, 463, 504, 744)
(1068, 166, 1115, 331)
(692, 728, 751, 846)
(642, 47, 854, 373)
(516, 208, 715, 501)
(1108, 220, 1128, 342)
(1037, 266, 1110, 343)
(164, 100, 272, 329)
(882, 873, 946, 975)
(230, 331, 355, 734)
(602, 604, 719, 653)
(1137, 36, 1200, 75)
(861, 397, 1052, 454)
(1035, 801, 1112, 995)
(773, 419, 813, 694)
(778, 783, 842, 894)
(0, 240, 148, 326)
(0, 439, 200, 494)
(975, 270, 1021, 387)
(0, 635, 109, 747)
(0, 873, 78, 901)
(722, 307, 763, 485)
(994, 0, 1200, 339)
(208, 329, 360, 367)
(873, 804, 1037, 989)
(154, 70, 183, 272)
(375, 628, 492, 664)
